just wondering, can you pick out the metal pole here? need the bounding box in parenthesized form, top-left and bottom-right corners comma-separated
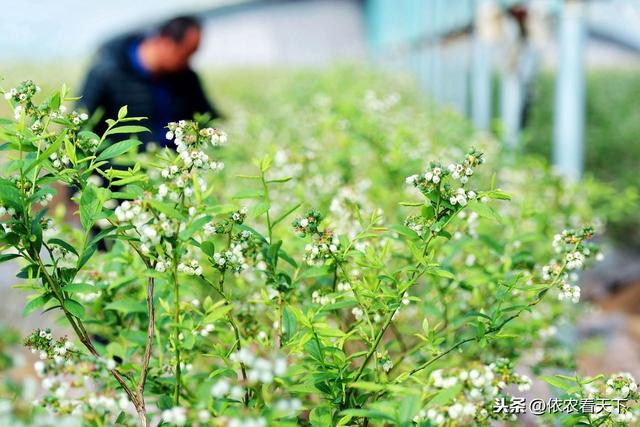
(553, 0, 586, 180)
(472, 0, 493, 131)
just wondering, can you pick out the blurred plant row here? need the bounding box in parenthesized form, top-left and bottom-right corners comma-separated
(524, 70, 640, 249)
(0, 68, 637, 426)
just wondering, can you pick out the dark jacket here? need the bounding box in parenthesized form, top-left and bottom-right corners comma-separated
(79, 33, 220, 147)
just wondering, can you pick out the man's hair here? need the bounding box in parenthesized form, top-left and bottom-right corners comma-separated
(158, 16, 201, 43)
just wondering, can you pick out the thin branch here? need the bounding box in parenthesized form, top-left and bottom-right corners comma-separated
(137, 276, 155, 397)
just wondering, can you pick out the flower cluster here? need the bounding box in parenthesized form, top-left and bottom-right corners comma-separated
(211, 246, 248, 274)
(4, 80, 89, 151)
(0, 205, 17, 218)
(23, 330, 130, 422)
(558, 283, 580, 303)
(204, 207, 249, 236)
(50, 243, 78, 269)
(210, 378, 246, 400)
(166, 120, 227, 152)
(293, 209, 341, 265)
(3, 80, 40, 103)
(574, 373, 639, 424)
(303, 231, 340, 265)
(541, 227, 598, 304)
(311, 290, 336, 305)
(407, 149, 484, 196)
(415, 360, 531, 425)
(162, 406, 188, 426)
(448, 187, 477, 207)
(230, 349, 288, 385)
(177, 258, 203, 276)
(292, 209, 323, 237)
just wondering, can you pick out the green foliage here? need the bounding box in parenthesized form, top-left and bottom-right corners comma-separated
(0, 69, 636, 427)
(525, 70, 640, 248)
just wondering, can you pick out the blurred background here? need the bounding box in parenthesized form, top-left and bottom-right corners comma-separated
(1, 0, 639, 422)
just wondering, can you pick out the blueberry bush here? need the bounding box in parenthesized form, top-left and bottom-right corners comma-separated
(0, 71, 637, 426)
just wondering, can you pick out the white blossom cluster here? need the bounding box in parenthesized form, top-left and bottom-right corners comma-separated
(541, 227, 599, 304)
(212, 245, 248, 274)
(39, 193, 54, 207)
(114, 120, 229, 270)
(328, 183, 377, 245)
(376, 351, 393, 373)
(273, 398, 303, 415)
(578, 372, 639, 424)
(230, 349, 288, 385)
(203, 208, 249, 236)
(25, 330, 131, 422)
(3, 82, 40, 101)
(363, 90, 400, 113)
(449, 187, 477, 207)
(162, 406, 188, 426)
(166, 120, 227, 150)
(557, 283, 581, 303)
(86, 394, 130, 415)
(210, 378, 245, 400)
(197, 323, 215, 337)
(227, 416, 267, 427)
(414, 361, 531, 425)
(447, 161, 475, 184)
(50, 244, 78, 269)
(48, 151, 72, 170)
(115, 201, 181, 257)
(292, 209, 323, 237)
(304, 233, 340, 266)
(0, 205, 17, 218)
(405, 150, 485, 228)
(311, 291, 336, 305)
(177, 258, 202, 276)
(604, 372, 638, 399)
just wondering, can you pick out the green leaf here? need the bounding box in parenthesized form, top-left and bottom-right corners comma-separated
(266, 176, 293, 183)
(310, 407, 333, 427)
(250, 201, 270, 218)
(105, 125, 149, 136)
(339, 409, 395, 422)
(200, 241, 215, 257)
(0, 179, 22, 211)
(282, 306, 297, 343)
(63, 283, 98, 294)
(105, 299, 147, 314)
(0, 253, 21, 263)
(147, 200, 186, 220)
(80, 184, 101, 230)
(272, 202, 302, 227)
(483, 189, 511, 200)
(47, 238, 78, 255)
(96, 139, 142, 162)
(77, 244, 96, 270)
(428, 383, 462, 405)
(63, 299, 85, 319)
(541, 375, 573, 391)
(117, 105, 128, 120)
(202, 304, 234, 323)
(399, 394, 420, 423)
(390, 224, 420, 240)
(465, 311, 492, 321)
(232, 190, 264, 200)
(469, 201, 502, 223)
(25, 129, 67, 174)
(24, 294, 49, 316)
